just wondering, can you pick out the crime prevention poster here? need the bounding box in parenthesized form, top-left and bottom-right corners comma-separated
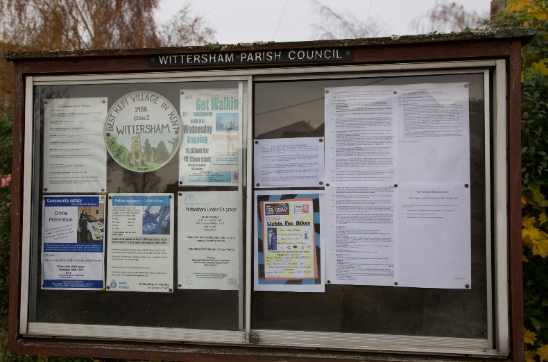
(42, 195, 106, 290)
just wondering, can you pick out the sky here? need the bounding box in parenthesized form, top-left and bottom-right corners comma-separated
(155, 0, 492, 45)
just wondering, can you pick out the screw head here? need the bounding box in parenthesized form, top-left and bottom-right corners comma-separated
(256, 183, 260, 187)
(394, 282, 398, 286)
(175, 130, 179, 134)
(106, 286, 110, 289)
(393, 91, 397, 94)
(465, 184, 469, 188)
(394, 184, 398, 187)
(465, 284, 470, 288)
(169, 288, 173, 292)
(326, 183, 330, 187)
(178, 193, 182, 196)
(106, 132, 111, 137)
(255, 140, 258, 144)
(178, 284, 182, 287)
(151, 58, 155, 62)
(319, 182, 323, 185)
(325, 90, 329, 94)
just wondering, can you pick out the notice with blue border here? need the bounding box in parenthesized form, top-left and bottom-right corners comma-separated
(42, 195, 105, 290)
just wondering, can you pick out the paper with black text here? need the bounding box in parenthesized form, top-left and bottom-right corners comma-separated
(325, 86, 398, 183)
(325, 183, 396, 286)
(254, 137, 325, 188)
(397, 183, 471, 289)
(398, 82, 470, 183)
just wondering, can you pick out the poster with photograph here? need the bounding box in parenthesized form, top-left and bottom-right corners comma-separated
(254, 191, 325, 292)
(179, 88, 241, 186)
(43, 98, 107, 193)
(178, 191, 240, 290)
(105, 91, 181, 173)
(107, 194, 173, 292)
(42, 195, 105, 290)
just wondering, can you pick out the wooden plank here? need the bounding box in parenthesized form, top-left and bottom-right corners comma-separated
(508, 40, 524, 362)
(8, 63, 24, 351)
(12, 339, 493, 362)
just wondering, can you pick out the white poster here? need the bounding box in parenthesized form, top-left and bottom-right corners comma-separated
(178, 191, 240, 290)
(397, 183, 471, 289)
(325, 184, 396, 286)
(107, 194, 173, 293)
(179, 88, 241, 186)
(325, 86, 398, 183)
(43, 98, 107, 193)
(42, 195, 105, 290)
(398, 83, 470, 183)
(254, 191, 325, 293)
(254, 137, 325, 188)
(324, 82, 472, 290)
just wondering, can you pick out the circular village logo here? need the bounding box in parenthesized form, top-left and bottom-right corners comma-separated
(104, 91, 182, 172)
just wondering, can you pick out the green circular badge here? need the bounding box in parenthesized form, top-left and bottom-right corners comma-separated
(105, 91, 182, 172)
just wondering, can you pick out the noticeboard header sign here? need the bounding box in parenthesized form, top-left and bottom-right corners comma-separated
(149, 48, 354, 67)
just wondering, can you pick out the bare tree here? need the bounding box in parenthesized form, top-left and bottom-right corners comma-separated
(411, 0, 488, 34)
(309, 0, 388, 40)
(0, 0, 216, 50)
(158, 5, 215, 47)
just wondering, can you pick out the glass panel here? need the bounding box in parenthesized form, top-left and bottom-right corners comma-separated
(29, 80, 247, 330)
(252, 73, 488, 339)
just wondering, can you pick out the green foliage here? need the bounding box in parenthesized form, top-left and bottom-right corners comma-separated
(156, 141, 169, 162)
(168, 136, 179, 155)
(493, 1, 548, 358)
(524, 252, 548, 348)
(144, 139, 152, 163)
(521, 71, 548, 187)
(105, 136, 129, 166)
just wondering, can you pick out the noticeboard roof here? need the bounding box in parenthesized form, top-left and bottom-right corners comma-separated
(2, 26, 536, 61)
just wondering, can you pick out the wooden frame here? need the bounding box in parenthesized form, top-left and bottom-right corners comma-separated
(6, 29, 533, 362)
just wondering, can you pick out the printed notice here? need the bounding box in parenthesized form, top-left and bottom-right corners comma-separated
(398, 83, 470, 183)
(42, 195, 105, 290)
(254, 191, 324, 292)
(254, 137, 325, 188)
(325, 184, 396, 286)
(397, 183, 471, 289)
(325, 86, 398, 183)
(179, 88, 241, 185)
(178, 191, 240, 290)
(107, 194, 173, 293)
(43, 98, 107, 193)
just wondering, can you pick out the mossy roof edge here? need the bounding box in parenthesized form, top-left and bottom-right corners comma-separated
(3, 27, 537, 62)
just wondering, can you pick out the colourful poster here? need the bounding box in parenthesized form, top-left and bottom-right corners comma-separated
(42, 195, 105, 290)
(105, 91, 181, 172)
(254, 191, 324, 292)
(179, 88, 241, 185)
(107, 194, 173, 293)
